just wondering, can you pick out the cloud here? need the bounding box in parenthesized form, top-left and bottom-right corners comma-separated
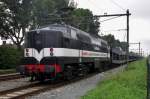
(119, 0, 150, 19)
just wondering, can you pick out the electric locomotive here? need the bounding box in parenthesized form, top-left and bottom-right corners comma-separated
(19, 24, 110, 81)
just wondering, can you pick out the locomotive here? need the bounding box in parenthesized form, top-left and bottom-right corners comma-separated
(19, 24, 110, 81)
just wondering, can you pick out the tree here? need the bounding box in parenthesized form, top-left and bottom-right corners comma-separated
(69, 8, 100, 34)
(101, 34, 127, 51)
(31, 0, 70, 29)
(101, 34, 116, 47)
(0, 45, 22, 69)
(0, 0, 33, 49)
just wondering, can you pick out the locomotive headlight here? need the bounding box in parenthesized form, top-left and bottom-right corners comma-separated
(26, 48, 29, 52)
(25, 48, 30, 57)
(26, 52, 29, 56)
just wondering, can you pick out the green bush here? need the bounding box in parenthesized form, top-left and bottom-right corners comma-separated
(0, 45, 23, 69)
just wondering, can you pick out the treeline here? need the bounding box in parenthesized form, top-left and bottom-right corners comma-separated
(101, 34, 127, 51)
(0, 45, 22, 69)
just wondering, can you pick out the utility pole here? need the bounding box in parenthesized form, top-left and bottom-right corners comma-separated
(141, 49, 143, 56)
(147, 56, 150, 99)
(129, 42, 141, 56)
(139, 42, 141, 56)
(94, 10, 131, 65)
(126, 9, 130, 65)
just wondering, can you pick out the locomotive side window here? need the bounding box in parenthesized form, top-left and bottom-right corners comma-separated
(76, 33, 92, 51)
(94, 45, 100, 51)
(63, 28, 71, 38)
(82, 42, 92, 51)
(77, 33, 91, 44)
(71, 29, 77, 39)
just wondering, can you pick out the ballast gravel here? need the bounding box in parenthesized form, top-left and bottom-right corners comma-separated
(27, 65, 127, 99)
(0, 77, 34, 92)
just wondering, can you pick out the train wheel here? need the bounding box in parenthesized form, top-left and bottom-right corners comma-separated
(82, 66, 88, 76)
(94, 62, 103, 73)
(88, 63, 95, 73)
(103, 63, 109, 71)
(97, 66, 103, 73)
(78, 64, 88, 77)
(38, 73, 45, 82)
(64, 65, 73, 80)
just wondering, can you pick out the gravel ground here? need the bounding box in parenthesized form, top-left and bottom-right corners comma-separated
(0, 77, 33, 92)
(27, 65, 127, 99)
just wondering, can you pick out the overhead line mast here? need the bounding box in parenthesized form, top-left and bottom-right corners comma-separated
(130, 42, 141, 56)
(94, 10, 131, 64)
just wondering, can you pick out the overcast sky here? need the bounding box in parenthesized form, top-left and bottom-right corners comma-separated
(74, 0, 150, 55)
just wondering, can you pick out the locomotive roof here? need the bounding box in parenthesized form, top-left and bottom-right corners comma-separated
(30, 24, 108, 46)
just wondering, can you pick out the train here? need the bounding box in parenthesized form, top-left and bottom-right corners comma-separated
(18, 24, 141, 81)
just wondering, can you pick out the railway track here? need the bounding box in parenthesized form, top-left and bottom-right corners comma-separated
(0, 73, 23, 82)
(0, 82, 40, 99)
(0, 72, 99, 99)
(0, 64, 126, 99)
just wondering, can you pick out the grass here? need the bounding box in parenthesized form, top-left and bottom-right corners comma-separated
(0, 69, 16, 75)
(81, 59, 147, 99)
